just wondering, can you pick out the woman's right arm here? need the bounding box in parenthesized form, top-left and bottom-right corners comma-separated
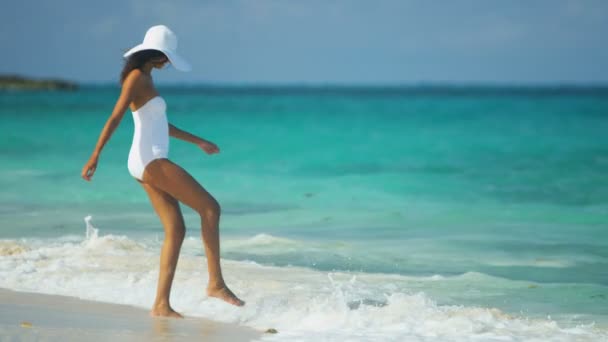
(81, 71, 140, 181)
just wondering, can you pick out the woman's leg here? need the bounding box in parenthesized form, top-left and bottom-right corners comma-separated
(142, 158, 244, 306)
(138, 179, 186, 318)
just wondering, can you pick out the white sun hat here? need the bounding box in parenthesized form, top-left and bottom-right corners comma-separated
(123, 25, 192, 72)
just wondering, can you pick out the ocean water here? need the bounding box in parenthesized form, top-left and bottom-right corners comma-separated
(0, 85, 607, 341)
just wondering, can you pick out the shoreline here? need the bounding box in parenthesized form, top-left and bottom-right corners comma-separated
(0, 287, 262, 341)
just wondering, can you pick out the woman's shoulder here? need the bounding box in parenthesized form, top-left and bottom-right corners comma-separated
(123, 69, 151, 89)
(126, 68, 145, 81)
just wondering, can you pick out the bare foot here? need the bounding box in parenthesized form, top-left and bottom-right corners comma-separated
(207, 285, 245, 306)
(150, 304, 184, 318)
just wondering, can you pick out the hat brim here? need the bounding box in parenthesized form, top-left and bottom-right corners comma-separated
(123, 44, 192, 72)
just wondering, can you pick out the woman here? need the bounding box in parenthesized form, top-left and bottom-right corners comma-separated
(81, 25, 244, 318)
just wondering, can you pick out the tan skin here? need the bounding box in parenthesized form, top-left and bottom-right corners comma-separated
(81, 55, 245, 318)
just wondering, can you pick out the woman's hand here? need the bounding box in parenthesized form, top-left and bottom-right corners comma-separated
(197, 139, 220, 155)
(81, 155, 98, 181)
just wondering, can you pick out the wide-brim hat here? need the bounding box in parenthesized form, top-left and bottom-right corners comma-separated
(123, 25, 192, 72)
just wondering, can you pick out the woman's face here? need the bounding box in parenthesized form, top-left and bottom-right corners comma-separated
(151, 56, 170, 69)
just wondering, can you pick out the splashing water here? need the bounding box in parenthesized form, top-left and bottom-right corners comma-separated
(84, 215, 98, 240)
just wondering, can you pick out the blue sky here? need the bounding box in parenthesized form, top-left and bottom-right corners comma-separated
(2, 0, 607, 84)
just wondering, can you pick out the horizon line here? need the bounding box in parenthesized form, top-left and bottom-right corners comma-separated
(80, 81, 608, 88)
(2, 74, 608, 89)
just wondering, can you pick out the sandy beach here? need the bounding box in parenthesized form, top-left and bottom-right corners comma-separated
(0, 288, 262, 341)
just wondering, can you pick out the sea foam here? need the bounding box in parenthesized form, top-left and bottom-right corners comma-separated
(0, 217, 605, 341)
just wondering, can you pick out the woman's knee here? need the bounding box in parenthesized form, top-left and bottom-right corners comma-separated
(199, 198, 221, 222)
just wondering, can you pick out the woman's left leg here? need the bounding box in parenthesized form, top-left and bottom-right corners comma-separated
(141, 158, 244, 306)
(138, 179, 186, 318)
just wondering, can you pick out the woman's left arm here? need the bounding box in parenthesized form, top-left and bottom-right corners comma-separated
(169, 123, 203, 144)
(169, 123, 220, 154)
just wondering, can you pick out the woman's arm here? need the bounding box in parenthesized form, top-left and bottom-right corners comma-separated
(169, 123, 220, 155)
(81, 71, 140, 181)
(169, 123, 205, 144)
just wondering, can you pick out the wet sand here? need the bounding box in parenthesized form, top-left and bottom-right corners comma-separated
(0, 288, 262, 341)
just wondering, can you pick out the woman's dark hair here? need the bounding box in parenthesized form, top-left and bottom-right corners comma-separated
(120, 49, 168, 85)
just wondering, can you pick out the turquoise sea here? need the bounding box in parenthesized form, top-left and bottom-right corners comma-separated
(1, 85, 607, 341)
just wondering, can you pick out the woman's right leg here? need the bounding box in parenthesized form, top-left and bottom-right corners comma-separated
(138, 179, 186, 318)
(142, 158, 244, 306)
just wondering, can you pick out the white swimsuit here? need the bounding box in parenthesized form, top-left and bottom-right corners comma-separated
(127, 96, 169, 181)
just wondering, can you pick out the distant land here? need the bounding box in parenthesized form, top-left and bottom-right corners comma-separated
(0, 75, 78, 91)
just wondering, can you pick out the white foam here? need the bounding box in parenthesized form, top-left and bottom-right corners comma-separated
(483, 258, 576, 268)
(84, 215, 98, 240)
(0, 217, 605, 341)
(224, 233, 298, 248)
